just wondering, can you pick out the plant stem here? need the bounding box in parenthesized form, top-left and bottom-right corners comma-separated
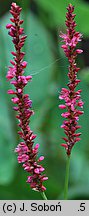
(64, 155, 70, 200)
(41, 192, 48, 200)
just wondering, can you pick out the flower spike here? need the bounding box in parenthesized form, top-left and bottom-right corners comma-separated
(59, 4, 84, 156)
(6, 2, 48, 192)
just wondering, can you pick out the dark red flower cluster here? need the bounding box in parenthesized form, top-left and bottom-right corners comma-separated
(6, 2, 48, 192)
(59, 4, 84, 156)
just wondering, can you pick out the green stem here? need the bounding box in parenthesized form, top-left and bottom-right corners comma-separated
(41, 192, 48, 200)
(64, 155, 70, 200)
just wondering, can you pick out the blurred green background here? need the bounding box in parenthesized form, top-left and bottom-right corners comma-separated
(0, 0, 89, 200)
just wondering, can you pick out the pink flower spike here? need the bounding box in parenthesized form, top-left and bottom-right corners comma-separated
(6, 2, 47, 192)
(59, 4, 83, 156)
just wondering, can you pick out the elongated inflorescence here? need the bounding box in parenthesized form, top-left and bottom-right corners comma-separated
(59, 4, 84, 156)
(6, 2, 48, 192)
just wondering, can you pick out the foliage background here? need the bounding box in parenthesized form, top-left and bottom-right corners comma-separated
(0, 0, 89, 200)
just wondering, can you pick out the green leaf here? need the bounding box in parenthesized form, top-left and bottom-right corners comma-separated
(0, 96, 17, 184)
(68, 184, 89, 199)
(80, 67, 89, 84)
